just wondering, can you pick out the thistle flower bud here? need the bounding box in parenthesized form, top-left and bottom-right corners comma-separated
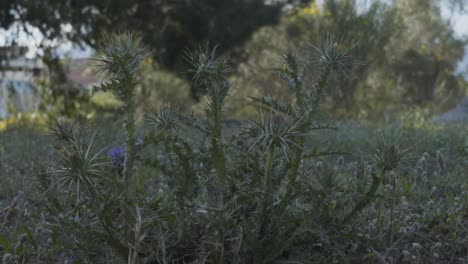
(272, 113, 285, 127)
(50, 118, 77, 142)
(95, 33, 149, 84)
(371, 137, 409, 173)
(108, 146, 125, 169)
(271, 113, 286, 133)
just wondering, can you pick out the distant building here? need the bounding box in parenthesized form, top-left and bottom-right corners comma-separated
(0, 47, 96, 119)
(0, 46, 43, 119)
(65, 58, 98, 89)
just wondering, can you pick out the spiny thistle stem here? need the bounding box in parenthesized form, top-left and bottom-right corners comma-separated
(264, 144, 275, 193)
(342, 138, 408, 225)
(186, 47, 231, 189)
(210, 83, 229, 188)
(341, 169, 384, 225)
(128, 205, 143, 264)
(123, 78, 136, 185)
(284, 139, 304, 198)
(389, 172, 397, 244)
(310, 64, 333, 111)
(285, 65, 332, 198)
(93, 33, 148, 189)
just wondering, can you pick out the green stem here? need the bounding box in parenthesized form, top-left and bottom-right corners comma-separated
(210, 92, 230, 189)
(284, 138, 304, 200)
(311, 65, 332, 112)
(123, 77, 136, 187)
(284, 65, 333, 200)
(390, 172, 396, 244)
(293, 75, 305, 113)
(264, 145, 275, 193)
(341, 170, 385, 225)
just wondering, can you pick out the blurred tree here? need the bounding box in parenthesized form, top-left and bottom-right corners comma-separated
(37, 49, 92, 119)
(231, 0, 401, 117)
(2, 0, 466, 118)
(390, 0, 466, 109)
(135, 57, 191, 113)
(0, 0, 310, 100)
(316, 0, 400, 114)
(230, 0, 467, 118)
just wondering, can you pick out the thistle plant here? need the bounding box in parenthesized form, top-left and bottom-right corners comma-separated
(45, 119, 107, 204)
(251, 35, 359, 200)
(342, 135, 410, 225)
(185, 46, 232, 188)
(22, 33, 433, 263)
(94, 33, 149, 184)
(29, 34, 158, 264)
(243, 110, 301, 193)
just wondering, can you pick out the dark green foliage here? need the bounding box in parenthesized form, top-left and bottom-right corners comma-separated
(1, 0, 298, 99)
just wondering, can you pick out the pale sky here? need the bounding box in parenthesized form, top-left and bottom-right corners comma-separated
(440, 1, 468, 38)
(314, 0, 468, 37)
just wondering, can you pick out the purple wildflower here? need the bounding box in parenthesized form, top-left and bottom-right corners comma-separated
(108, 146, 125, 169)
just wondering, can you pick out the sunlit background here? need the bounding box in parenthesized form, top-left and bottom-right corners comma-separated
(1, 0, 468, 123)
